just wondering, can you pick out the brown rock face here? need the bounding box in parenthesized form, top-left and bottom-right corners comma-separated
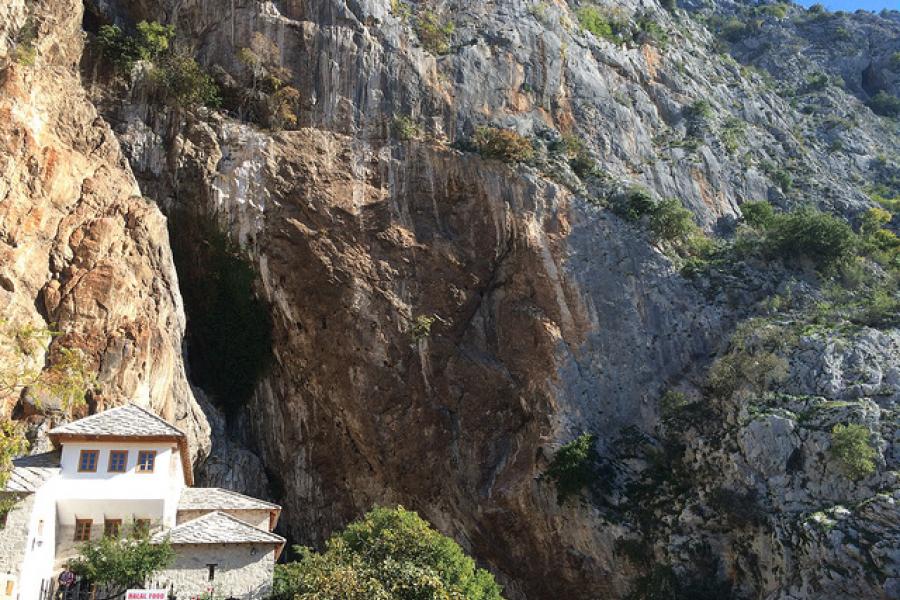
(0, 1, 208, 456)
(126, 117, 717, 599)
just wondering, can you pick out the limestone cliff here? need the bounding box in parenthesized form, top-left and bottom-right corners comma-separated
(2, 0, 899, 598)
(0, 0, 209, 456)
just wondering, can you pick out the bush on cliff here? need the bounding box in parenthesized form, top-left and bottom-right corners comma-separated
(546, 433, 598, 503)
(830, 423, 877, 480)
(473, 127, 535, 163)
(273, 506, 503, 600)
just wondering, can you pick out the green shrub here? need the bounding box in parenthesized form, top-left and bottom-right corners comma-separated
(473, 127, 535, 163)
(96, 21, 174, 71)
(859, 207, 892, 237)
(416, 11, 454, 55)
(740, 200, 776, 230)
(773, 169, 792, 192)
(546, 433, 597, 503)
(650, 199, 696, 243)
(393, 115, 423, 141)
(576, 6, 620, 42)
(150, 52, 221, 108)
(274, 507, 503, 600)
(719, 117, 746, 154)
(764, 207, 857, 271)
(0, 421, 29, 489)
(69, 533, 175, 593)
(12, 18, 37, 66)
(830, 423, 876, 480)
(868, 91, 900, 118)
(616, 187, 656, 221)
(410, 314, 434, 340)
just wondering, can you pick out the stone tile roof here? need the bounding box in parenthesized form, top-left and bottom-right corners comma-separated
(179, 487, 280, 511)
(154, 511, 285, 546)
(3, 451, 61, 493)
(48, 403, 185, 439)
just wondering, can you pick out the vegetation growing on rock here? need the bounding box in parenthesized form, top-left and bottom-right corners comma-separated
(829, 423, 877, 480)
(546, 433, 599, 503)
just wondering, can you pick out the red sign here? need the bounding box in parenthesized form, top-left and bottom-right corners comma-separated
(125, 590, 167, 600)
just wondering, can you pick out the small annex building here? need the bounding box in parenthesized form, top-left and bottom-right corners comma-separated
(0, 404, 284, 600)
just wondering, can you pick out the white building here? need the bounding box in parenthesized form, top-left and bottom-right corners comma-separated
(0, 404, 284, 600)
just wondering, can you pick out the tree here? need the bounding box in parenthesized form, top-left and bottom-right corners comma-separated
(274, 506, 503, 600)
(0, 420, 29, 489)
(764, 206, 857, 271)
(546, 433, 598, 503)
(0, 320, 93, 413)
(237, 32, 300, 129)
(68, 533, 175, 594)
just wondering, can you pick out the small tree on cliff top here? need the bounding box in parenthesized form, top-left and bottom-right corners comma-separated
(274, 506, 504, 600)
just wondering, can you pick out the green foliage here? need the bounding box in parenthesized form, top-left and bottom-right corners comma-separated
(829, 423, 877, 480)
(473, 127, 535, 163)
(13, 18, 38, 66)
(740, 200, 776, 230)
(764, 206, 857, 271)
(69, 532, 175, 592)
(684, 100, 714, 137)
(546, 433, 597, 503)
(0, 320, 94, 414)
(755, 3, 789, 18)
(150, 52, 221, 108)
(719, 117, 745, 154)
(96, 21, 174, 71)
(649, 199, 696, 243)
(576, 6, 621, 43)
(0, 493, 24, 526)
(393, 115, 423, 141)
(171, 218, 271, 414)
(773, 169, 792, 192)
(416, 11, 454, 55)
(0, 421, 29, 489)
(705, 320, 789, 401)
(236, 33, 300, 130)
(635, 15, 669, 47)
(616, 187, 656, 222)
(410, 315, 435, 341)
(868, 91, 900, 118)
(859, 207, 892, 237)
(274, 506, 503, 600)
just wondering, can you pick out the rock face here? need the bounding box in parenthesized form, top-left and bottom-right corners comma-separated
(0, 0, 209, 456)
(3, 0, 899, 598)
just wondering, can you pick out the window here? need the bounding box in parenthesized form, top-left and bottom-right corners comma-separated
(207, 564, 217, 582)
(134, 519, 151, 537)
(107, 450, 128, 473)
(5, 580, 13, 596)
(77, 450, 99, 472)
(74, 519, 92, 542)
(136, 451, 157, 473)
(104, 519, 122, 537)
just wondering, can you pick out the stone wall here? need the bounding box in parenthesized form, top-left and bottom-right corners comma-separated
(156, 544, 275, 600)
(0, 493, 34, 573)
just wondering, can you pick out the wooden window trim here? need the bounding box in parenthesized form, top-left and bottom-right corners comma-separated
(134, 518, 151, 536)
(74, 519, 92, 542)
(77, 450, 99, 473)
(136, 450, 157, 474)
(104, 519, 122, 537)
(107, 450, 129, 473)
(5, 579, 14, 595)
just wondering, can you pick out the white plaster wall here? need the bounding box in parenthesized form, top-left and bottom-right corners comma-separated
(175, 510, 271, 531)
(156, 545, 275, 600)
(58, 442, 181, 498)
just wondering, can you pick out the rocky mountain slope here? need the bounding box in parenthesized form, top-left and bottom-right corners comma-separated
(1, 0, 898, 598)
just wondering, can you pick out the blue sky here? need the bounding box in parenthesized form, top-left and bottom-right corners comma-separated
(797, 0, 898, 10)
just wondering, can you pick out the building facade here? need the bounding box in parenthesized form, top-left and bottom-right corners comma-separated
(0, 405, 284, 600)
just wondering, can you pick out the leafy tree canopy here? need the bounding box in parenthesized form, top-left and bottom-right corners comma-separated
(274, 506, 503, 600)
(68, 533, 175, 593)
